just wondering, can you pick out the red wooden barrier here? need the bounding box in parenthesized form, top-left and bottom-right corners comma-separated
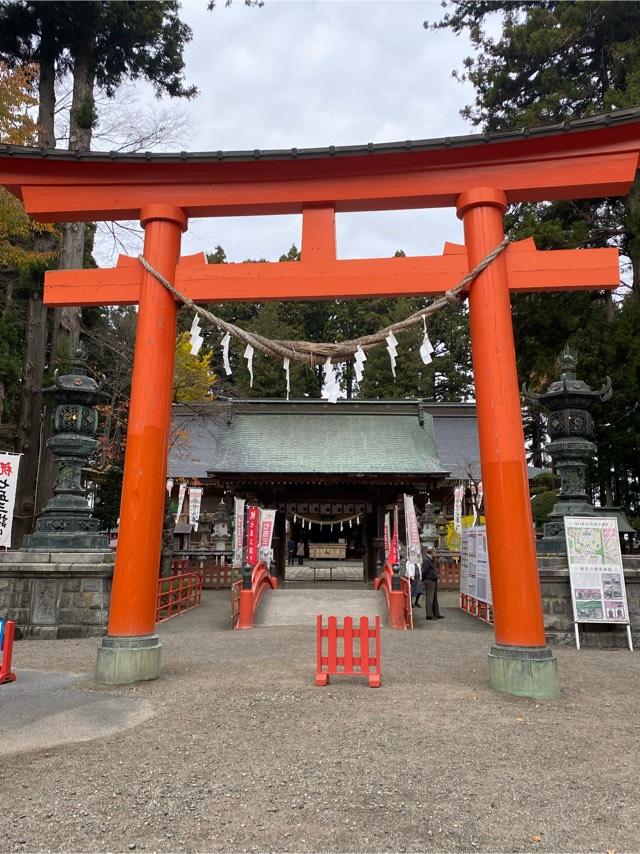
(316, 614, 381, 688)
(235, 562, 277, 629)
(156, 570, 202, 623)
(0, 619, 16, 684)
(373, 562, 411, 629)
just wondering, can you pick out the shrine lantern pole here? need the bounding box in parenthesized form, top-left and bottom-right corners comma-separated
(457, 187, 558, 699)
(95, 204, 187, 684)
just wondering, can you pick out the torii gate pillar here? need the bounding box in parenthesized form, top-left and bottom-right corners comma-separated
(95, 204, 187, 685)
(458, 188, 558, 699)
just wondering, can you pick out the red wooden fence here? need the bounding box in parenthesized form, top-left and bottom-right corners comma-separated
(436, 554, 460, 590)
(316, 614, 381, 688)
(0, 619, 16, 684)
(170, 555, 233, 589)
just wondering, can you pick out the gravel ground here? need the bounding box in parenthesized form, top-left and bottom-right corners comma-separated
(2, 589, 639, 854)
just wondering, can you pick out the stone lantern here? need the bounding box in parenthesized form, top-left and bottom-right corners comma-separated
(24, 348, 109, 551)
(523, 346, 611, 554)
(212, 498, 231, 552)
(419, 500, 438, 549)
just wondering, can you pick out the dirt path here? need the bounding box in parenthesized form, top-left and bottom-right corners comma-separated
(2, 590, 639, 853)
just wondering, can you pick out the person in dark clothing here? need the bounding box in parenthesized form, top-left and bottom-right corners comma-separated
(421, 546, 444, 620)
(287, 537, 296, 566)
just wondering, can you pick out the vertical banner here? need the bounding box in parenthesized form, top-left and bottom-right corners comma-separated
(233, 497, 245, 567)
(383, 512, 391, 561)
(389, 505, 399, 565)
(246, 505, 260, 566)
(403, 494, 422, 563)
(175, 482, 187, 523)
(188, 487, 203, 532)
(453, 484, 464, 535)
(258, 509, 276, 562)
(0, 453, 20, 548)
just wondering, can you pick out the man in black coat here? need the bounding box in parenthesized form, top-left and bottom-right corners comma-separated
(421, 546, 444, 620)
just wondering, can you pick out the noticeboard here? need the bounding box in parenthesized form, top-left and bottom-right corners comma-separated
(564, 516, 630, 625)
(460, 526, 492, 606)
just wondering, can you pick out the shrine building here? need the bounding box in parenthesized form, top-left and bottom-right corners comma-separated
(168, 397, 543, 579)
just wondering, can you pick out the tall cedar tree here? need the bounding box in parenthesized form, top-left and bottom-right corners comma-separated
(0, 1, 196, 541)
(428, 1, 640, 520)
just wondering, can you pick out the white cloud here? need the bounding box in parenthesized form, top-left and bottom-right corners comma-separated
(94, 0, 474, 266)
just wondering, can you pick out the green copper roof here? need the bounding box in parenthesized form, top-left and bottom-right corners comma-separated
(169, 401, 449, 478)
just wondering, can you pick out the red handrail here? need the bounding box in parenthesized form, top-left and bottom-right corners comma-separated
(156, 570, 202, 623)
(235, 561, 278, 629)
(373, 562, 412, 629)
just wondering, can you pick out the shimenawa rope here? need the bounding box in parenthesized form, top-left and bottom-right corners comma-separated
(137, 237, 509, 367)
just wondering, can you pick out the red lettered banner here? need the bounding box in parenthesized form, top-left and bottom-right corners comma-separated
(246, 505, 260, 566)
(259, 509, 276, 559)
(384, 512, 391, 561)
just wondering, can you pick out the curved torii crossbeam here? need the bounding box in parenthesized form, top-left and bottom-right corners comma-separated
(2, 107, 638, 697)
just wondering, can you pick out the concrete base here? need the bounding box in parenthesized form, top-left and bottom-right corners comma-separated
(95, 634, 161, 685)
(488, 644, 560, 700)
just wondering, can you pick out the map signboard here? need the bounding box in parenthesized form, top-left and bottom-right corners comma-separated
(564, 516, 633, 650)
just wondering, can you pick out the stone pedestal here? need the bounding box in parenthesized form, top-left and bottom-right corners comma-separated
(488, 644, 560, 700)
(0, 551, 114, 638)
(539, 554, 640, 647)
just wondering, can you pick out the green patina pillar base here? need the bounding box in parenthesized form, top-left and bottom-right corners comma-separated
(488, 644, 560, 700)
(95, 634, 161, 685)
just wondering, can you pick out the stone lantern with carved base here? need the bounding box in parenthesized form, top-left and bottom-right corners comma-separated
(24, 349, 109, 550)
(523, 346, 612, 554)
(0, 347, 115, 638)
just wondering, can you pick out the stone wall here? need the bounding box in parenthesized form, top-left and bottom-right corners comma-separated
(539, 554, 640, 647)
(0, 551, 114, 639)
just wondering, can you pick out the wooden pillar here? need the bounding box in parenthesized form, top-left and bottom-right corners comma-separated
(457, 188, 545, 647)
(96, 203, 187, 684)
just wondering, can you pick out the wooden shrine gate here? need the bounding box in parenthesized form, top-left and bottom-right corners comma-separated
(2, 107, 639, 697)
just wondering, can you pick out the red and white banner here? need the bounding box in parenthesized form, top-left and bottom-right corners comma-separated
(0, 453, 20, 548)
(175, 482, 187, 523)
(188, 487, 203, 532)
(259, 509, 276, 562)
(384, 512, 391, 560)
(246, 505, 260, 566)
(403, 494, 421, 564)
(233, 497, 245, 567)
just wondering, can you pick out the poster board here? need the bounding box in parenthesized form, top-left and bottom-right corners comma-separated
(460, 526, 492, 606)
(564, 516, 633, 650)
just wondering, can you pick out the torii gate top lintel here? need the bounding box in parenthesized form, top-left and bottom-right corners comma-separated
(2, 107, 640, 221)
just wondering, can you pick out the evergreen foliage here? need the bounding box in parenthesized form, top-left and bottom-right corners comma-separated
(428, 1, 640, 516)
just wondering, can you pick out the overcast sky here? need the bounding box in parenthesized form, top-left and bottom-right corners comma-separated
(94, 0, 482, 267)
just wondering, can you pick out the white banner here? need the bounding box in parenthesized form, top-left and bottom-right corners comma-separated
(565, 516, 630, 625)
(258, 508, 276, 562)
(403, 494, 422, 563)
(453, 484, 464, 534)
(188, 487, 203, 532)
(233, 497, 245, 568)
(0, 453, 21, 548)
(175, 482, 187, 523)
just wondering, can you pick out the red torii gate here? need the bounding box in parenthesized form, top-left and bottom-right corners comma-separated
(2, 108, 639, 697)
